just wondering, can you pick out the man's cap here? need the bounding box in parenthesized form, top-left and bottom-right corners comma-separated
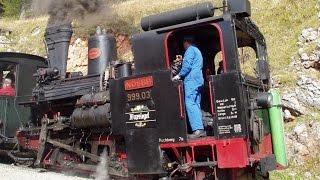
(183, 36, 194, 42)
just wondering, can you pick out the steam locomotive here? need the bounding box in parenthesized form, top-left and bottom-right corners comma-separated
(0, 0, 287, 179)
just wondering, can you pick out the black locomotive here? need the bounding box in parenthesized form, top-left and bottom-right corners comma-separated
(0, 1, 287, 179)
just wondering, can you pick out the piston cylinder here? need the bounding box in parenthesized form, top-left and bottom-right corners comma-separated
(88, 28, 117, 75)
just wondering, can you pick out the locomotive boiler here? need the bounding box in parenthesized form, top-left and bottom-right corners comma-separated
(0, 0, 287, 179)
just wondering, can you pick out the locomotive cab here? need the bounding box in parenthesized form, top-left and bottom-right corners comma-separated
(0, 53, 46, 139)
(111, 1, 286, 179)
(165, 23, 225, 134)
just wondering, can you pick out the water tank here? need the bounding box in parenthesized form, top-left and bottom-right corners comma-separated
(141, 2, 214, 31)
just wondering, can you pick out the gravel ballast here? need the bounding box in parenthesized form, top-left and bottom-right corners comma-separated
(0, 164, 91, 180)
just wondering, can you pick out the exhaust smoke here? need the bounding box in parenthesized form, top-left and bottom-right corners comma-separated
(31, 0, 110, 27)
(33, 0, 113, 78)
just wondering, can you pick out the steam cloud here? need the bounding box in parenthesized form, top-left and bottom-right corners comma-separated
(94, 149, 110, 180)
(31, 0, 110, 27)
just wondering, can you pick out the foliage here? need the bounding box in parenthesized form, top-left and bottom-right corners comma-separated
(0, 0, 22, 18)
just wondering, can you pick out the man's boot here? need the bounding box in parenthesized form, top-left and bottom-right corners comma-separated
(188, 130, 206, 139)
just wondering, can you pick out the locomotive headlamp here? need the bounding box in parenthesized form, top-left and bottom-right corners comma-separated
(255, 92, 273, 108)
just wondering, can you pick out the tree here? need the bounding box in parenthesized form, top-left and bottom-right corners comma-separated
(0, 0, 22, 18)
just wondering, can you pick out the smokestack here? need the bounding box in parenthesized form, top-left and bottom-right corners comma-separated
(44, 23, 73, 79)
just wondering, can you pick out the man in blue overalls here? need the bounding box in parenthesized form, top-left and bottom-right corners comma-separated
(172, 37, 205, 139)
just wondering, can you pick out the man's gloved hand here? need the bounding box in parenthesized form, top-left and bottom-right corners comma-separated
(172, 75, 181, 81)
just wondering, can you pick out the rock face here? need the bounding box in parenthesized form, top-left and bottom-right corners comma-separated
(282, 75, 320, 118)
(281, 16, 320, 167)
(296, 27, 320, 71)
(282, 91, 306, 117)
(286, 121, 320, 165)
(67, 33, 132, 74)
(297, 76, 320, 108)
(67, 38, 88, 75)
(282, 25, 320, 120)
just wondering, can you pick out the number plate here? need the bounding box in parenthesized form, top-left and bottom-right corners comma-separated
(124, 76, 153, 91)
(127, 89, 152, 102)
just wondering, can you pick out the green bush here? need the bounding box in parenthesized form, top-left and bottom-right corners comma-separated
(0, 0, 22, 18)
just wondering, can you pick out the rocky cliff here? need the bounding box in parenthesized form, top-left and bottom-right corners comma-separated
(278, 23, 320, 179)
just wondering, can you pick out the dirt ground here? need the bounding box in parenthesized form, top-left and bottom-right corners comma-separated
(0, 164, 91, 180)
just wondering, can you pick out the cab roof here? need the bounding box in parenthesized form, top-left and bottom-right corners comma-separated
(0, 52, 46, 64)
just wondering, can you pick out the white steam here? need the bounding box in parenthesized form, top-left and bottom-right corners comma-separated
(94, 149, 110, 180)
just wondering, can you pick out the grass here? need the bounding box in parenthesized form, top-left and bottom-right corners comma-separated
(111, 0, 221, 33)
(303, 41, 318, 55)
(0, 16, 48, 56)
(271, 157, 320, 179)
(250, 0, 319, 87)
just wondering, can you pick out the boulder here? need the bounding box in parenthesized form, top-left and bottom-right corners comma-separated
(284, 109, 295, 122)
(301, 53, 310, 61)
(282, 92, 306, 116)
(301, 28, 318, 42)
(286, 121, 320, 165)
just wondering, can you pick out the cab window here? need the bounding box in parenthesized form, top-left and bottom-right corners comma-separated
(0, 62, 17, 97)
(238, 46, 257, 77)
(235, 27, 260, 78)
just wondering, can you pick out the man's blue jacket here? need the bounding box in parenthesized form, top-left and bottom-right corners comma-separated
(179, 45, 204, 90)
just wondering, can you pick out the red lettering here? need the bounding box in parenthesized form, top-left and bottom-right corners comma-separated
(124, 76, 153, 90)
